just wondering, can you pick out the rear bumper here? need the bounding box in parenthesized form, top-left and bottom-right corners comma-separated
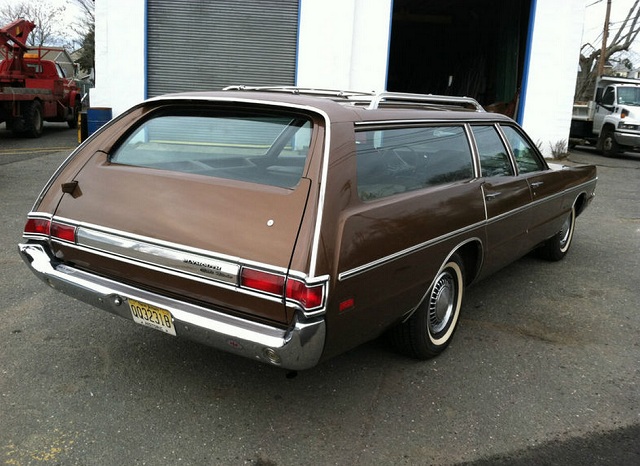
(18, 242, 326, 370)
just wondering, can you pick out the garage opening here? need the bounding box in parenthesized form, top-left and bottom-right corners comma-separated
(388, 0, 533, 119)
(146, 0, 299, 98)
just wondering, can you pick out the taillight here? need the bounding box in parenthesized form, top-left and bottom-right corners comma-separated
(286, 278, 324, 309)
(240, 268, 285, 295)
(50, 221, 77, 242)
(24, 218, 50, 236)
(240, 268, 325, 310)
(23, 217, 76, 243)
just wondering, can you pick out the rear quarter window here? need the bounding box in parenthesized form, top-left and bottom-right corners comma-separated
(356, 125, 474, 201)
(500, 125, 546, 174)
(110, 108, 313, 189)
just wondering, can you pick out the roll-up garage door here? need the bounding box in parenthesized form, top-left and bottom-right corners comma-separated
(147, 0, 299, 97)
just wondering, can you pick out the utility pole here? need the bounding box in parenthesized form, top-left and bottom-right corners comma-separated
(597, 0, 612, 76)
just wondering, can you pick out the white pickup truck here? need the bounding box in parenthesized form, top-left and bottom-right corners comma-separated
(570, 76, 640, 156)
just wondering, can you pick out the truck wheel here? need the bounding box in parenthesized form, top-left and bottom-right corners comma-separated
(599, 128, 620, 157)
(24, 101, 44, 138)
(67, 100, 81, 129)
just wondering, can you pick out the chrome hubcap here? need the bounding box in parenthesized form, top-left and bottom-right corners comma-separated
(429, 272, 455, 335)
(559, 214, 572, 248)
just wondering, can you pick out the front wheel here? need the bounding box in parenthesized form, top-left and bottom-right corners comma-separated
(390, 253, 465, 359)
(538, 206, 576, 261)
(598, 128, 621, 157)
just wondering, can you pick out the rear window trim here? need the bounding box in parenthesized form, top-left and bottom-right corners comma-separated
(107, 103, 317, 189)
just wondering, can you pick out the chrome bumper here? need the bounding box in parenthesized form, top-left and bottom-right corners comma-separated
(18, 243, 326, 370)
(614, 130, 640, 147)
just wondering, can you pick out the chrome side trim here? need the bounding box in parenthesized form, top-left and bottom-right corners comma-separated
(18, 243, 326, 370)
(308, 114, 331, 279)
(338, 179, 596, 281)
(338, 220, 485, 281)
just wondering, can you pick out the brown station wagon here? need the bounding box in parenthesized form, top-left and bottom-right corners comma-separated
(19, 87, 597, 370)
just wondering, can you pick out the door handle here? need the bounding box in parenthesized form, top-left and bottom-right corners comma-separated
(485, 192, 501, 200)
(531, 181, 544, 188)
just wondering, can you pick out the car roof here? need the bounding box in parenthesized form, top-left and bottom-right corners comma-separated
(146, 88, 516, 125)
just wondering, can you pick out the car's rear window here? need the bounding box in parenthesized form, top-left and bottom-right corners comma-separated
(110, 109, 313, 189)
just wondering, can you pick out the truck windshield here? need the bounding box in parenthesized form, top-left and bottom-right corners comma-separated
(617, 87, 640, 106)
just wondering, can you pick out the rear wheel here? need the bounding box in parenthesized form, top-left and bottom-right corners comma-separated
(538, 206, 576, 261)
(390, 253, 465, 359)
(67, 100, 81, 129)
(24, 100, 44, 138)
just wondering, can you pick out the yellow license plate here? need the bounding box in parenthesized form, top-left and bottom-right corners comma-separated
(128, 298, 176, 336)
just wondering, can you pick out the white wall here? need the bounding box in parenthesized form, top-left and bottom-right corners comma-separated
(92, 0, 586, 150)
(90, 0, 146, 116)
(296, 0, 392, 92)
(520, 0, 586, 157)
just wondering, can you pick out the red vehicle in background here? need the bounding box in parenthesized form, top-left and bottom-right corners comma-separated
(0, 19, 81, 137)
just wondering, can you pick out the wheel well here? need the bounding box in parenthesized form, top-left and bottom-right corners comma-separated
(601, 123, 616, 133)
(455, 240, 483, 286)
(574, 192, 588, 217)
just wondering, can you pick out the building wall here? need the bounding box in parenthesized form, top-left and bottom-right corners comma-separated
(91, 0, 586, 157)
(296, 0, 392, 92)
(90, 0, 145, 116)
(520, 0, 586, 156)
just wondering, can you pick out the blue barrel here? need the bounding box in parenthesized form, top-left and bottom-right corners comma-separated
(87, 107, 113, 135)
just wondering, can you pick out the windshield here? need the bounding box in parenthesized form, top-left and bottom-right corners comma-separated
(111, 108, 313, 189)
(617, 86, 640, 106)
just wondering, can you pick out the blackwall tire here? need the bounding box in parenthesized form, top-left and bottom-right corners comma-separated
(538, 206, 576, 262)
(24, 100, 44, 138)
(390, 253, 465, 359)
(599, 128, 620, 157)
(67, 101, 81, 129)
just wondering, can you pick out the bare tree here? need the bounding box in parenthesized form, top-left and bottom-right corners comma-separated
(575, 0, 640, 102)
(70, 0, 95, 75)
(0, 1, 69, 47)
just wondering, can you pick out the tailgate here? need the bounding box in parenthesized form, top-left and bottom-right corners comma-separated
(49, 106, 317, 324)
(52, 152, 311, 324)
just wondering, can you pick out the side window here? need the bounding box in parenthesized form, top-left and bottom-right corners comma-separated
(356, 126, 473, 201)
(601, 87, 615, 106)
(471, 125, 514, 177)
(501, 125, 545, 174)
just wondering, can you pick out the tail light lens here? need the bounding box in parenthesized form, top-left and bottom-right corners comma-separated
(240, 268, 325, 311)
(24, 218, 51, 236)
(23, 217, 76, 243)
(50, 221, 77, 242)
(240, 268, 285, 295)
(286, 278, 324, 309)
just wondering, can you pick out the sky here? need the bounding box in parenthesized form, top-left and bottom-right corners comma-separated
(0, 0, 84, 26)
(581, 0, 640, 64)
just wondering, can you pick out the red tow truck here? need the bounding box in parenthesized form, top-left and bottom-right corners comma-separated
(1, 19, 81, 137)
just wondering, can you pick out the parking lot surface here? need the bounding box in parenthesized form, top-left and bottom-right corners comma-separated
(1, 127, 639, 465)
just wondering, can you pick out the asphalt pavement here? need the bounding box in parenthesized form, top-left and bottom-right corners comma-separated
(1, 126, 638, 465)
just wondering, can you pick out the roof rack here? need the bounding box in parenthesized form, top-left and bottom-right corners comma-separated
(366, 92, 484, 111)
(222, 86, 485, 112)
